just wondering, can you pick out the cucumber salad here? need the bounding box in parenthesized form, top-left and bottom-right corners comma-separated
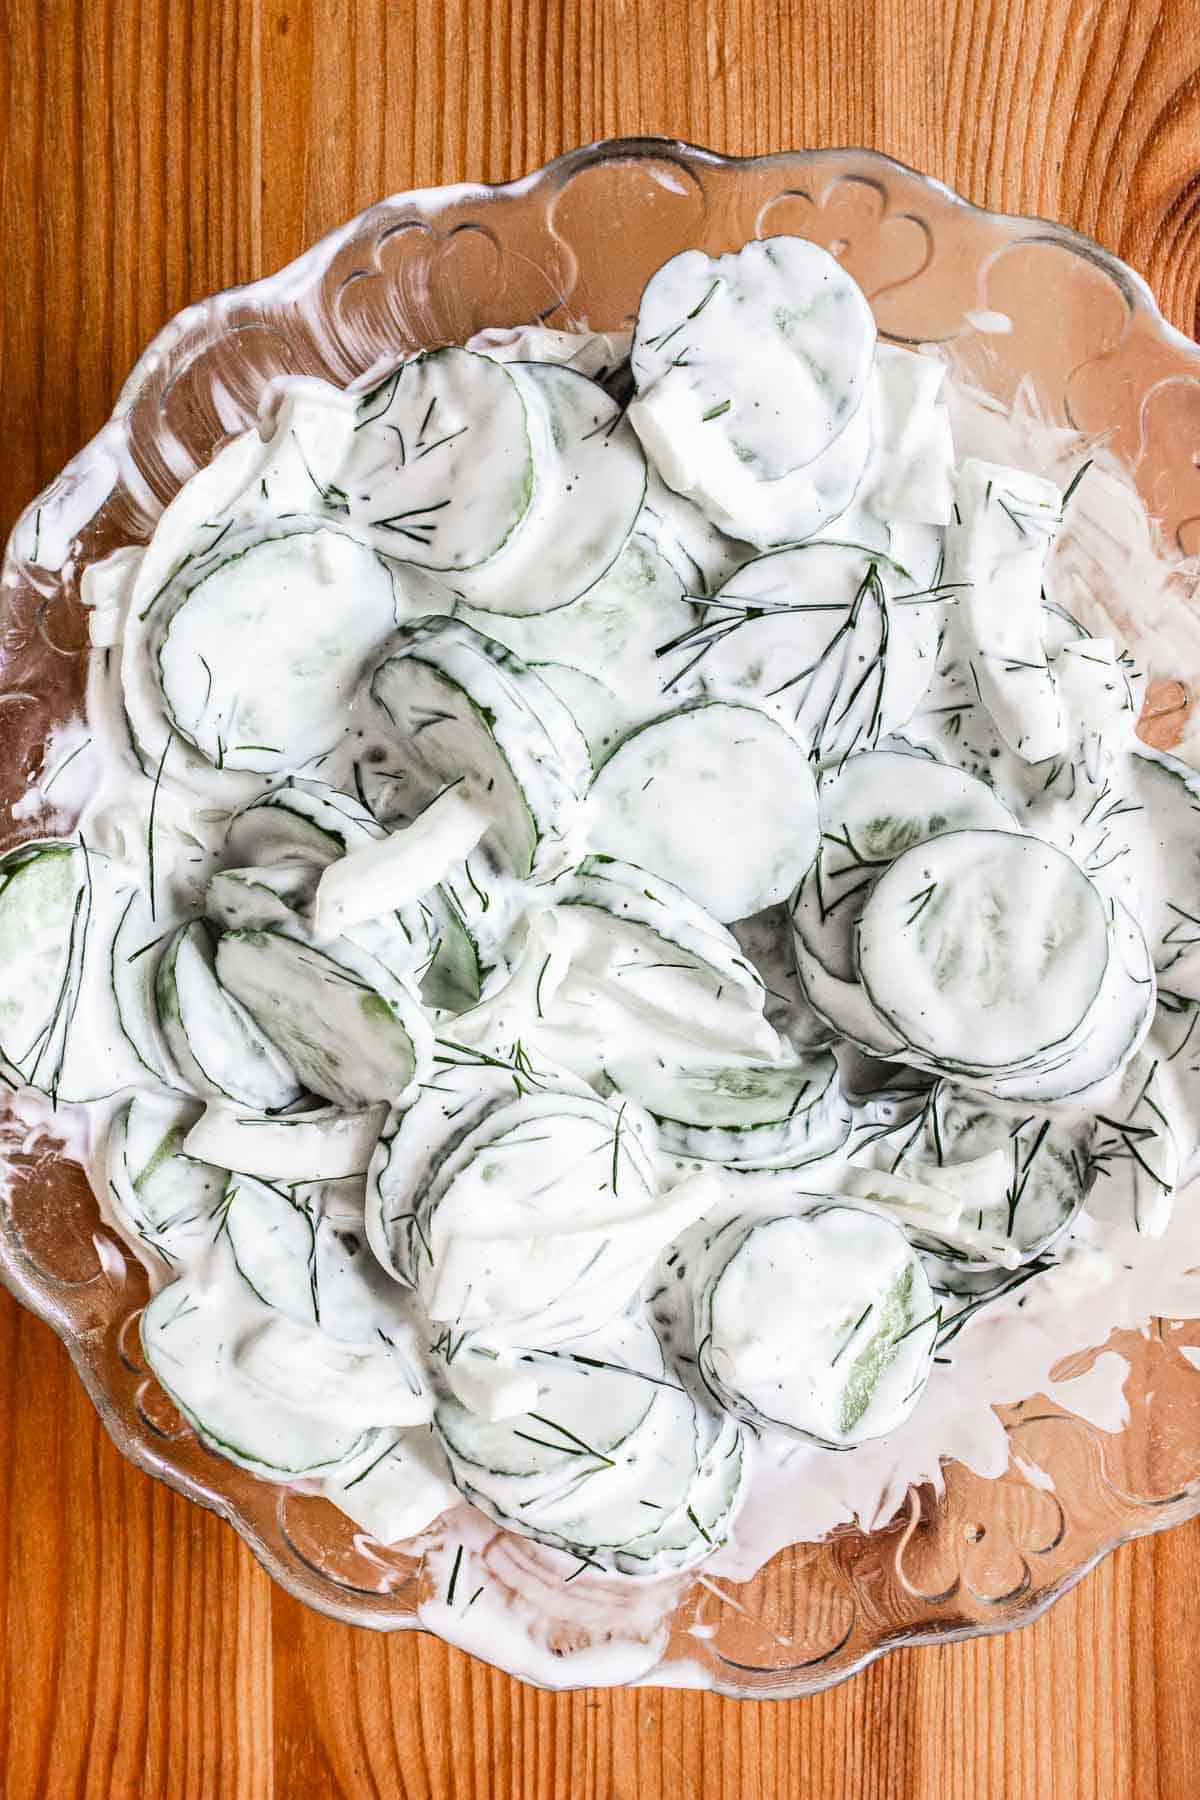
(8, 232, 1200, 1609)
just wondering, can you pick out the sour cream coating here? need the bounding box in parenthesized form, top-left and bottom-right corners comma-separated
(5, 236, 1200, 1669)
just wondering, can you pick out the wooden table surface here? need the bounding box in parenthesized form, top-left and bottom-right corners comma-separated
(3, 2, 1200, 1795)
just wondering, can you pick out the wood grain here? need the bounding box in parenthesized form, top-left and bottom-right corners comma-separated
(3, 2, 1200, 1794)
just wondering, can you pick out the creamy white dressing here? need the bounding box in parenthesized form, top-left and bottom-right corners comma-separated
(6, 235, 1200, 1686)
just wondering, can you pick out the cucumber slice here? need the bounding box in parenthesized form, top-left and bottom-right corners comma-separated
(461, 1383, 742, 1576)
(37, 857, 184, 1105)
(366, 1056, 536, 1287)
(632, 239, 874, 475)
(141, 1261, 376, 1477)
(233, 1313, 431, 1431)
(489, 1382, 704, 1552)
(156, 920, 303, 1109)
(104, 1094, 224, 1271)
(974, 898, 1154, 1105)
(226, 779, 382, 867)
(120, 433, 276, 799)
(221, 1175, 318, 1323)
(856, 830, 1110, 1072)
(206, 863, 316, 932)
(370, 618, 590, 879)
(214, 928, 431, 1110)
(404, 1089, 705, 1341)
(696, 1207, 934, 1446)
(307, 1178, 419, 1344)
(608, 1051, 846, 1166)
(946, 459, 1065, 764)
(462, 532, 697, 745)
(435, 1310, 663, 1478)
(880, 1084, 1093, 1262)
(0, 841, 88, 1084)
(339, 347, 534, 570)
(684, 543, 932, 764)
(222, 1173, 411, 1356)
(588, 702, 819, 923)
(790, 911, 905, 1058)
(449, 363, 646, 616)
(184, 1101, 385, 1182)
(531, 663, 621, 763)
(112, 890, 185, 1091)
(611, 1413, 746, 1578)
(796, 750, 1016, 984)
(629, 237, 875, 544)
(364, 1041, 596, 1285)
(153, 523, 404, 774)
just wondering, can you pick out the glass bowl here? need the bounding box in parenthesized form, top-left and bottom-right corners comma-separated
(4, 138, 1200, 1698)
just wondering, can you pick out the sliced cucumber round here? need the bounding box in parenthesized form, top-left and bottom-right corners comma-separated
(112, 889, 185, 1091)
(366, 1053, 556, 1287)
(796, 750, 1016, 984)
(215, 928, 431, 1110)
(608, 1050, 846, 1167)
(946, 459, 1065, 765)
(141, 1264, 376, 1478)
(408, 1091, 706, 1341)
(435, 1310, 663, 1478)
(450, 362, 646, 616)
(104, 1094, 224, 1272)
(156, 919, 303, 1109)
(696, 1207, 934, 1447)
(687, 543, 927, 764)
(370, 618, 590, 879)
(588, 702, 819, 922)
(639, 467, 753, 598)
(0, 840, 88, 1083)
(222, 1174, 318, 1324)
(629, 237, 875, 544)
(154, 523, 403, 775)
(339, 347, 535, 570)
(975, 898, 1154, 1105)
(880, 1083, 1093, 1263)
(1124, 747, 1200, 982)
(462, 532, 696, 745)
(856, 830, 1110, 1073)
(206, 862, 317, 933)
(790, 908, 905, 1058)
(225, 779, 382, 867)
